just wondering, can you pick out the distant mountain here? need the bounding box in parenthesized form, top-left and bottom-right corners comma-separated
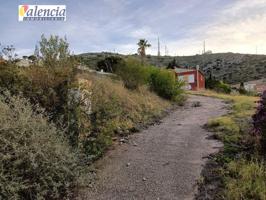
(78, 52, 266, 84)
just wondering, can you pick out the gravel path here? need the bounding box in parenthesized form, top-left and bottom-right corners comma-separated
(79, 95, 227, 200)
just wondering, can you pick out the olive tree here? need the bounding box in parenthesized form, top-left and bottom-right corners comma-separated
(38, 34, 70, 67)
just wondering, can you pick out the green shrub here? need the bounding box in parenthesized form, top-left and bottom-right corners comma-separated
(39, 34, 70, 68)
(75, 72, 171, 160)
(116, 58, 148, 90)
(96, 56, 124, 73)
(22, 66, 76, 122)
(116, 58, 184, 101)
(0, 92, 79, 199)
(149, 69, 184, 102)
(0, 63, 77, 126)
(0, 64, 31, 95)
(85, 93, 122, 158)
(206, 77, 231, 94)
(217, 81, 231, 94)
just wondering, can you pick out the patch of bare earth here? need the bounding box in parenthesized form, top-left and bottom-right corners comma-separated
(78, 95, 227, 200)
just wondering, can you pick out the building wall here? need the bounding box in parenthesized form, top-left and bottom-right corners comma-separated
(176, 70, 205, 91)
(198, 72, 205, 90)
(255, 84, 266, 93)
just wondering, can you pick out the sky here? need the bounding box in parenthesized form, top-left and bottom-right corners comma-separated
(1, 0, 266, 56)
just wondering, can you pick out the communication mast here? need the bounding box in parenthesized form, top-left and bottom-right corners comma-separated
(165, 45, 169, 56)
(157, 37, 160, 57)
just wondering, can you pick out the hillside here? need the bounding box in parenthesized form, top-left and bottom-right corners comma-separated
(79, 52, 266, 84)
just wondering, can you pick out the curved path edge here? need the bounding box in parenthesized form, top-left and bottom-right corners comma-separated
(78, 95, 227, 200)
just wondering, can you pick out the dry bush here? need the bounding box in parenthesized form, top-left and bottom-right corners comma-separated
(0, 92, 79, 199)
(76, 72, 170, 158)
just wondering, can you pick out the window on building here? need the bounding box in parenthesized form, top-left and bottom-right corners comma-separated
(178, 75, 184, 81)
(188, 75, 194, 83)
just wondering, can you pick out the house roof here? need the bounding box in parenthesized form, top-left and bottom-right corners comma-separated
(174, 67, 195, 73)
(174, 67, 205, 77)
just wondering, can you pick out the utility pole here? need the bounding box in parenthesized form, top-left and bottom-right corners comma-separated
(196, 65, 200, 90)
(165, 45, 168, 56)
(202, 40, 206, 77)
(157, 37, 160, 57)
(157, 37, 160, 67)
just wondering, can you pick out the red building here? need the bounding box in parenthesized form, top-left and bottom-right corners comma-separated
(175, 67, 205, 91)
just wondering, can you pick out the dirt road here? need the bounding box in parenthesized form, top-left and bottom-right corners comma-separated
(79, 95, 227, 200)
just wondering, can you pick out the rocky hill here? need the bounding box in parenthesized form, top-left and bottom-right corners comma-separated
(79, 52, 266, 84)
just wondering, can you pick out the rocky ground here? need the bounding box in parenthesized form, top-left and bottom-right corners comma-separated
(78, 95, 227, 200)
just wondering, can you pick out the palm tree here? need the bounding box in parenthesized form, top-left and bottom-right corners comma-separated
(137, 39, 151, 64)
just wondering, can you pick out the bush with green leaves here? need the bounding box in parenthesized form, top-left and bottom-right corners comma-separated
(0, 63, 76, 124)
(0, 63, 31, 95)
(116, 58, 148, 90)
(206, 77, 231, 94)
(149, 69, 184, 102)
(0, 36, 79, 154)
(0, 92, 79, 199)
(96, 56, 124, 73)
(217, 81, 231, 94)
(38, 34, 70, 68)
(115, 58, 184, 101)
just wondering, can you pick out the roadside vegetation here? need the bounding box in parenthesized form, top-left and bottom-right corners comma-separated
(0, 36, 184, 199)
(0, 93, 79, 199)
(76, 71, 172, 159)
(205, 76, 232, 94)
(191, 90, 266, 200)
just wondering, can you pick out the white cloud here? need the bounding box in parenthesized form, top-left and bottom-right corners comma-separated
(16, 48, 33, 57)
(129, 27, 157, 39)
(203, 0, 266, 54)
(163, 0, 266, 55)
(2, 0, 266, 56)
(223, 0, 266, 15)
(116, 43, 137, 54)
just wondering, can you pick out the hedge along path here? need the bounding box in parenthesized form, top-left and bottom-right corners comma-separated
(78, 95, 227, 200)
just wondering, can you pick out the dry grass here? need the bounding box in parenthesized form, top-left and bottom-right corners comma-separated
(78, 72, 170, 123)
(189, 90, 265, 199)
(189, 90, 257, 117)
(225, 159, 266, 200)
(189, 90, 258, 146)
(0, 92, 78, 199)
(76, 72, 171, 157)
